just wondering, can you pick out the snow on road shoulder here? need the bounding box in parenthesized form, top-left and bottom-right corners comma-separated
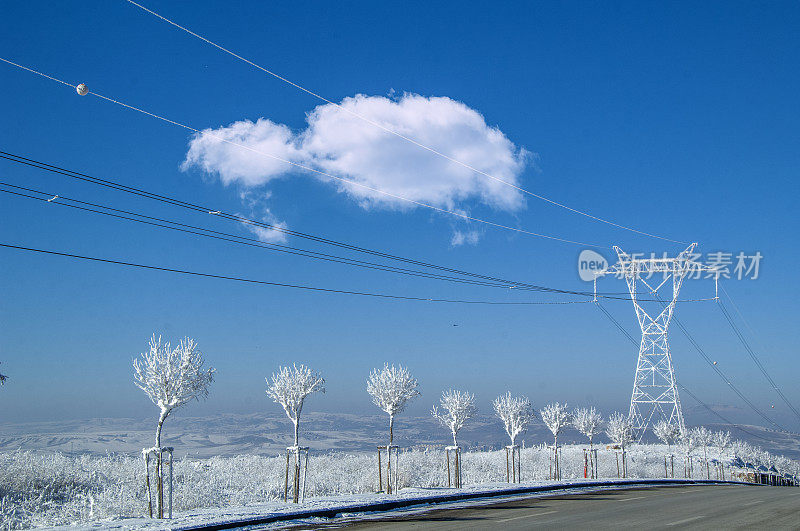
(60, 478, 728, 531)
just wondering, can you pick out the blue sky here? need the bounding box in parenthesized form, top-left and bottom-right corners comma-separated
(1, 1, 798, 431)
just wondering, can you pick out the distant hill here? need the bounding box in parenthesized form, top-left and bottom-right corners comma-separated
(1, 412, 798, 459)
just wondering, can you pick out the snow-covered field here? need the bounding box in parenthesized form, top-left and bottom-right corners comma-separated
(0, 444, 740, 529)
(3, 412, 798, 459)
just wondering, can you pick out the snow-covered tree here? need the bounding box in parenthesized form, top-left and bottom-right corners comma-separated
(367, 363, 420, 445)
(266, 364, 325, 447)
(689, 426, 712, 478)
(712, 430, 731, 459)
(605, 412, 634, 449)
(540, 402, 571, 447)
(731, 438, 751, 462)
(653, 420, 681, 478)
(493, 392, 533, 446)
(775, 455, 793, 477)
(431, 389, 476, 446)
(683, 429, 697, 456)
(606, 412, 634, 478)
(572, 407, 603, 450)
(133, 334, 215, 449)
(711, 430, 732, 479)
(652, 420, 681, 454)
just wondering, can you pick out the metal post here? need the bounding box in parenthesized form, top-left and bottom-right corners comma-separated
(585, 450, 589, 479)
(144, 451, 153, 518)
(284, 450, 290, 502)
(166, 448, 173, 519)
(456, 448, 461, 487)
(386, 445, 392, 494)
(446, 448, 451, 487)
(506, 447, 510, 483)
(302, 449, 309, 502)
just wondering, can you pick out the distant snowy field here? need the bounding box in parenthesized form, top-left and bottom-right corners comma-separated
(2, 412, 798, 458)
(0, 444, 722, 529)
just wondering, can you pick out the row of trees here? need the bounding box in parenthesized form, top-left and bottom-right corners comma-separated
(128, 336, 797, 513)
(127, 337, 784, 472)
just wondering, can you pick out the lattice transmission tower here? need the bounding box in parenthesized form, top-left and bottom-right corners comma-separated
(595, 243, 717, 440)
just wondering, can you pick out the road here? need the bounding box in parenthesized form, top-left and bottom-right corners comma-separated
(303, 485, 800, 530)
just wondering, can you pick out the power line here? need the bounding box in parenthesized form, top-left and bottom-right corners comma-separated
(125, 0, 687, 245)
(0, 153, 615, 298)
(0, 56, 602, 248)
(677, 384, 771, 442)
(666, 303, 790, 433)
(0, 242, 593, 306)
(0, 151, 600, 294)
(593, 300, 771, 441)
(0, 182, 568, 292)
(716, 287, 800, 423)
(0, 156, 713, 303)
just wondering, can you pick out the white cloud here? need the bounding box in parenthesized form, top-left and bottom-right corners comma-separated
(249, 220, 288, 243)
(450, 230, 481, 247)
(298, 94, 529, 211)
(182, 118, 305, 187)
(237, 190, 288, 243)
(182, 93, 531, 238)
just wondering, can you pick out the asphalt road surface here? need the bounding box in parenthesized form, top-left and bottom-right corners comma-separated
(305, 485, 800, 530)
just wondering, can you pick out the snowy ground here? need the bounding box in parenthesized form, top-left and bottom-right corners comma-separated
(0, 444, 747, 529)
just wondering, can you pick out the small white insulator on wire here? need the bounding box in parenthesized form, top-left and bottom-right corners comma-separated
(76, 83, 88, 96)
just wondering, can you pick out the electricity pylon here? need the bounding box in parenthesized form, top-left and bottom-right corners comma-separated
(595, 243, 717, 440)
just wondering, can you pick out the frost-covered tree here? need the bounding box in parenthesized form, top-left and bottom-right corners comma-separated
(540, 402, 571, 447)
(683, 429, 697, 456)
(431, 389, 476, 446)
(572, 407, 603, 450)
(367, 363, 420, 446)
(713, 430, 731, 459)
(712, 430, 732, 479)
(731, 438, 751, 462)
(133, 334, 215, 449)
(606, 412, 634, 478)
(605, 412, 634, 449)
(653, 420, 681, 454)
(266, 364, 325, 447)
(775, 455, 794, 477)
(493, 392, 534, 446)
(540, 402, 570, 480)
(653, 420, 681, 478)
(689, 426, 712, 478)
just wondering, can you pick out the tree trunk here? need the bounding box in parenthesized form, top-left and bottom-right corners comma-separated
(452, 430, 457, 447)
(155, 410, 168, 449)
(294, 417, 300, 448)
(387, 415, 394, 494)
(154, 410, 169, 518)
